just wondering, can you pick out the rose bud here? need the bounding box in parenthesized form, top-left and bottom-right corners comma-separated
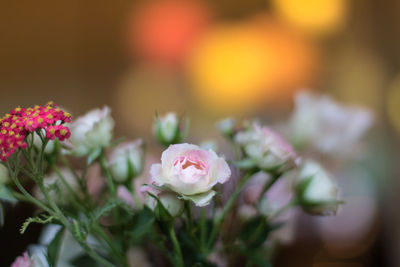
(235, 123, 299, 172)
(153, 112, 189, 146)
(150, 143, 231, 207)
(216, 118, 236, 139)
(145, 190, 184, 218)
(109, 139, 144, 183)
(295, 160, 341, 215)
(67, 106, 114, 157)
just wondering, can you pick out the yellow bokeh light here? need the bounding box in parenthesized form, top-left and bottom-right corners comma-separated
(187, 24, 271, 113)
(387, 74, 400, 134)
(187, 17, 318, 114)
(272, 0, 347, 35)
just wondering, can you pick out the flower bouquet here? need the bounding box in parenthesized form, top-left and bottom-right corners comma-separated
(1, 91, 372, 267)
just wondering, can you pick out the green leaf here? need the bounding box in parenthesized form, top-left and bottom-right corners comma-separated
(87, 147, 102, 165)
(128, 206, 155, 242)
(234, 159, 257, 170)
(20, 214, 55, 234)
(178, 191, 216, 207)
(240, 216, 271, 248)
(0, 185, 17, 204)
(90, 199, 120, 223)
(47, 227, 65, 267)
(70, 254, 100, 267)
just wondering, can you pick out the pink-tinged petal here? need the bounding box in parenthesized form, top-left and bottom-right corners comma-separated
(209, 158, 231, 186)
(149, 163, 164, 186)
(161, 143, 199, 168)
(117, 186, 135, 208)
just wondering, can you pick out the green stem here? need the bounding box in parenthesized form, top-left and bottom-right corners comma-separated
(7, 164, 53, 214)
(207, 172, 254, 250)
(92, 222, 125, 263)
(257, 172, 282, 203)
(37, 177, 115, 267)
(168, 223, 184, 267)
(200, 209, 207, 251)
(99, 150, 120, 222)
(127, 180, 142, 209)
(185, 201, 193, 234)
(59, 154, 92, 207)
(99, 151, 116, 197)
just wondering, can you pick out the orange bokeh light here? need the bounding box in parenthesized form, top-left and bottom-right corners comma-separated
(127, 0, 211, 66)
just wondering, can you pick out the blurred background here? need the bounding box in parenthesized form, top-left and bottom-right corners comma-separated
(0, 0, 398, 266)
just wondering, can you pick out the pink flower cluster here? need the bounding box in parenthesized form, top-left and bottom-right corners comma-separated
(0, 102, 72, 161)
(11, 252, 34, 267)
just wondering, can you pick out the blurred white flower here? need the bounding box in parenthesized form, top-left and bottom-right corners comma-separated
(34, 168, 79, 205)
(296, 160, 340, 215)
(150, 143, 231, 206)
(289, 91, 373, 155)
(235, 123, 298, 171)
(216, 118, 235, 138)
(68, 107, 114, 157)
(259, 174, 294, 219)
(11, 251, 45, 267)
(0, 163, 9, 184)
(109, 139, 144, 183)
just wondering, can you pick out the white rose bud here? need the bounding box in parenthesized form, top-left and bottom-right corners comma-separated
(145, 191, 184, 217)
(217, 118, 235, 138)
(296, 160, 341, 215)
(153, 112, 188, 146)
(150, 143, 231, 207)
(68, 107, 114, 157)
(109, 140, 144, 183)
(235, 123, 298, 172)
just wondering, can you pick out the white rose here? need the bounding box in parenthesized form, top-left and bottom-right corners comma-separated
(109, 140, 144, 183)
(68, 107, 114, 156)
(235, 123, 298, 171)
(290, 91, 373, 155)
(296, 160, 340, 215)
(150, 143, 231, 206)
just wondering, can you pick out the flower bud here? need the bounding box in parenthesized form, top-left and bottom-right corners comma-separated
(295, 160, 340, 215)
(153, 112, 188, 146)
(217, 118, 235, 139)
(109, 140, 144, 183)
(67, 107, 114, 157)
(235, 123, 298, 172)
(145, 191, 184, 218)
